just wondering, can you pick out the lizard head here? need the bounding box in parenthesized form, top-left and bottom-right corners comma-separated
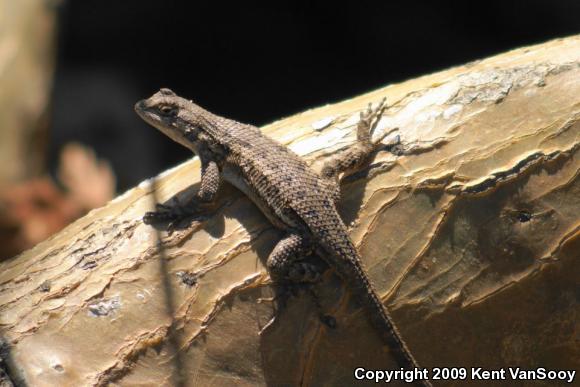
(135, 88, 206, 151)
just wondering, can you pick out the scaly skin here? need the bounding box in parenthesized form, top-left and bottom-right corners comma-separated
(135, 88, 432, 387)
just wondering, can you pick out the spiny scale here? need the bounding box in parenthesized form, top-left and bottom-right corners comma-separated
(135, 89, 432, 387)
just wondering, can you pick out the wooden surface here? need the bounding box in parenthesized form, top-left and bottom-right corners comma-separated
(0, 35, 579, 386)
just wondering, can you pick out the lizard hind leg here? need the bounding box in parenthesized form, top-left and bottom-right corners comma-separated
(267, 233, 339, 328)
(267, 233, 321, 284)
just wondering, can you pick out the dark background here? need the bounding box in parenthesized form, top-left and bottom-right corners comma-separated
(49, 1, 580, 192)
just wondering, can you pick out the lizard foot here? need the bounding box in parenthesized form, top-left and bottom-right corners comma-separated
(275, 272, 339, 331)
(357, 97, 391, 149)
(320, 98, 397, 184)
(286, 261, 323, 283)
(272, 282, 310, 313)
(143, 197, 209, 232)
(271, 261, 322, 307)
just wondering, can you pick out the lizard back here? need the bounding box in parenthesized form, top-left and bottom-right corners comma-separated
(220, 119, 423, 372)
(223, 119, 426, 374)
(135, 92, 431, 386)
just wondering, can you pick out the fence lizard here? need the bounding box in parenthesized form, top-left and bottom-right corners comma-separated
(135, 89, 431, 387)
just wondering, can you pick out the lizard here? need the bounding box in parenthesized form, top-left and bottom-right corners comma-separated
(135, 88, 432, 387)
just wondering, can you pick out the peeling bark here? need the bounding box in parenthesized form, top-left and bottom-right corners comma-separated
(0, 36, 579, 386)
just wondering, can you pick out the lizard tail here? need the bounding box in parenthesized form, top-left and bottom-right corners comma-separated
(316, 229, 433, 387)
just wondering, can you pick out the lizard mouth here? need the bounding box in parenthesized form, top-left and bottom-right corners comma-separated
(134, 102, 191, 148)
(134, 101, 160, 126)
(134, 100, 148, 115)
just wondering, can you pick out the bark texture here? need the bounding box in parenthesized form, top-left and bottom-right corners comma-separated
(0, 36, 579, 386)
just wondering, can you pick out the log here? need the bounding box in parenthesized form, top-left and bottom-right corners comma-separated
(0, 35, 579, 386)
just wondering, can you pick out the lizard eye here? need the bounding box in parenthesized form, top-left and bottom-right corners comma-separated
(158, 105, 177, 116)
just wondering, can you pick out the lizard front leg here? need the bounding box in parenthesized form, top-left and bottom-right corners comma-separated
(321, 98, 392, 201)
(144, 160, 221, 227)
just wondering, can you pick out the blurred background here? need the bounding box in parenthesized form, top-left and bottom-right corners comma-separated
(0, 0, 579, 259)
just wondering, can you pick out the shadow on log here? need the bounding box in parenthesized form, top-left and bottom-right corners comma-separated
(0, 36, 579, 386)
